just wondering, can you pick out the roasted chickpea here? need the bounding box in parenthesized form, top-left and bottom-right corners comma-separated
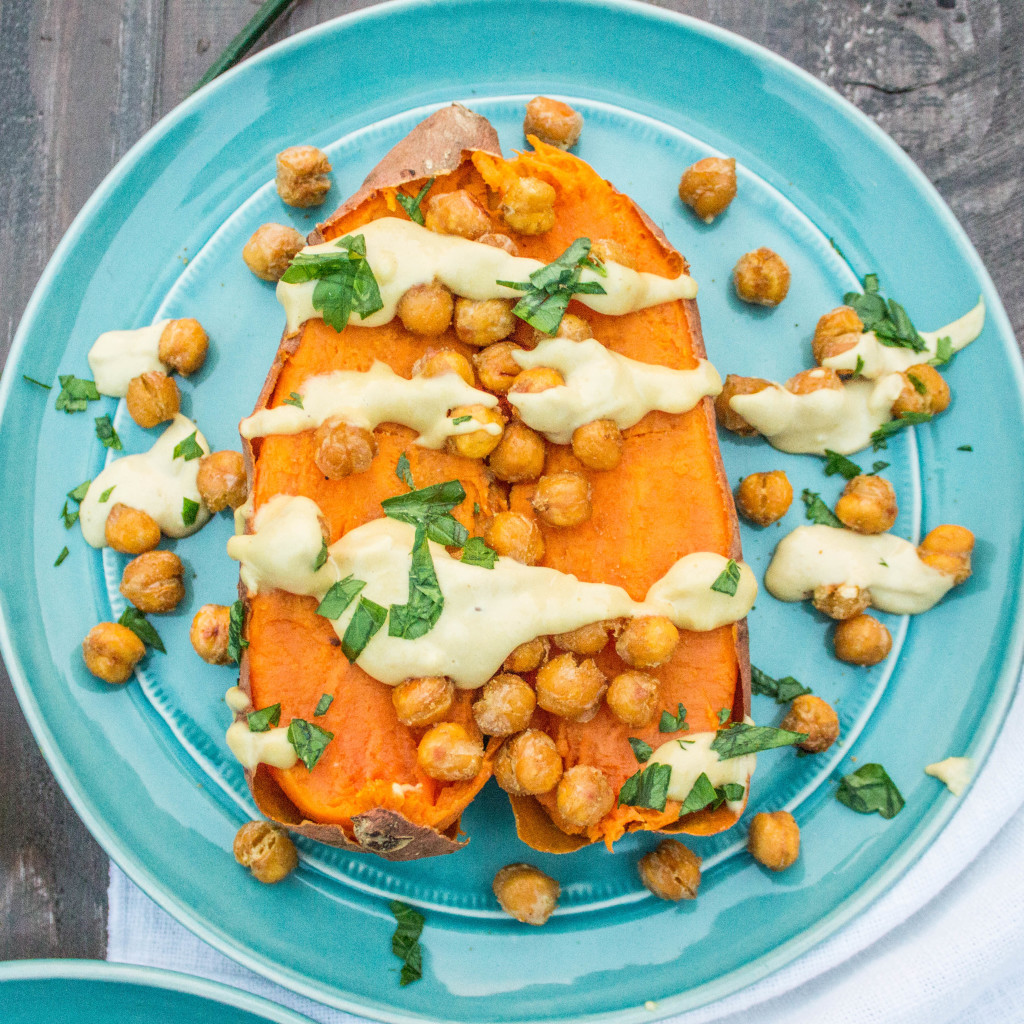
(119, 551, 185, 613)
(747, 811, 800, 871)
(834, 614, 892, 666)
(535, 653, 607, 722)
(531, 471, 592, 528)
(504, 636, 550, 674)
(391, 676, 455, 728)
(190, 603, 232, 665)
(477, 232, 519, 255)
(472, 673, 536, 736)
(733, 247, 790, 306)
(494, 729, 563, 795)
(812, 306, 864, 367)
(488, 421, 546, 483)
(834, 474, 897, 534)
(786, 366, 843, 395)
(275, 145, 331, 207)
(781, 694, 839, 753)
(892, 363, 951, 417)
(105, 503, 161, 554)
(158, 318, 208, 376)
(500, 176, 557, 235)
(484, 512, 545, 565)
(638, 839, 702, 900)
(606, 671, 660, 727)
(590, 237, 636, 270)
(714, 374, 772, 435)
(424, 188, 490, 239)
(493, 863, 560, 925)
(523, 96, 583, 150)
(416, 722, 484, 782)
(677, 157, 737, 222)
(454, 297, 516, 347)
(313, 417, 377, 478)
(474, 341, 523, 393)
(534, 313, 591, 345)
(556, 765, 614, 829)
(233, 821, 298, 883)
(242, 222, 306, 282)
(812, 583, 871, 621)
(735, 470, 793, 526)
(571, 419, 623, 471)
(918, 524, 974, 585)
(126, 371, 179, 428)
(552, 621, 610, 657)
(447, 404, 506, 459)
(412, 347, 474, 386)
(509, 366, 565, 397)
(82, 622, 146, 684)
(615, 616, 679, 669)
(397, 282, 455, 336)
(197, 450, 247, 513)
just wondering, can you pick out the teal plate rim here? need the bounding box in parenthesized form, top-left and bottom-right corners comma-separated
(2, 0, 1024, 1021)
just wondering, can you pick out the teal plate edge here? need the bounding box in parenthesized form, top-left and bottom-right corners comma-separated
(1, 0, 1023, 1021)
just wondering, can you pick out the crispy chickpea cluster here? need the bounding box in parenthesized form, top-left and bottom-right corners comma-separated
(474, 342, 523, 394)
(714, 374, 772, 436)
(242, 223, 306, 282)
(472, 673, 536, 736)
(834, 614, 892, 666)
(416, 722, 484, 782)
(747, 811, 800, 871)
(781, 694, 839, 753)
(158, 318, 208, 376)
(536, 653, 607, 722)
(606, 671, 660, 727)
(233, 820, 298, 883)
(493, 863, 560, 925)
(786, 366, 842, 395)
(572, 419, 623, 471)
(510, 366, 565, 396)
(733, 248, 790, 307)
(552, 621, 610, 657)
(413, 347, 474, 386)
(487, 423, 545, 485)
(812, 582, 870, 621)
(120, 551, 185, 613)
(197, 450, 247, 513)
(500, 176, 557, 235)
(638, 839, 702, 900)
(190, 603, 232, 665)
(834, 474, 897, 534)
(447, 404, 506, 460)
(397, 282, 455, 336)
(918, 524, 974, 585)
(105, 503, 161, 554)
(892, 363, 951, 418)
(392, 676, 455, 728)
(812, 306, 864, 367)
(735, 470, 793, 526)
(677, 157, 736, 222)
(531, 471, 592, 528)
(455, 297, 516, 347)
(484, 512, 545, 565)
(615, 616, 679, 669)
(523, 96, 583, 150)
(503, 636, 549, 674)
(82, 622, 146, 684)
(313, 418, 377, 478)
(556, 765, 615, 830)
(275, 145, 331, 208)
(126, 371, 179, 428)
(424, 189, 491, 239)
(494, 729, 563, 795)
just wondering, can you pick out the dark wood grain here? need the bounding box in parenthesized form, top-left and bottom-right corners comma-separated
(0, 0, 1020, 962)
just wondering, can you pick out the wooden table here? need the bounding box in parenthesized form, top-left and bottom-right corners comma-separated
(1, 0, 1021, 962)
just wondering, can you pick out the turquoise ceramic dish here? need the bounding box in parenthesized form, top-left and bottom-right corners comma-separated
(1, 0, 1022, 1020)
(0, 960, 315, 1024)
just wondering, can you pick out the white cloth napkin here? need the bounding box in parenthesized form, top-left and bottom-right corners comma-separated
(108, 674, 1024, 1024)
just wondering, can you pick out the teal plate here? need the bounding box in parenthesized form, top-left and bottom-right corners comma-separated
(0, 960, 314, 1024)
(2, 0, 1023, 1020)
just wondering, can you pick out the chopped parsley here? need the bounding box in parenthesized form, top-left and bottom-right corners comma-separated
(395, 177, 435, 226)
(54, 546, 69, 567)
(836, 762, 905, 818)
(99, 486, 115, 503)
(280, 234, 383, 332)
(55, 375, 100, 413)
(854, 354, 865, 376)
(227, 600, 248, 663)
(451, 414, 472, 426)
(618, 761, 673, 811)
(247, 703, 281, 732)
(388, 525, 445, 640)
(870, 411, 932, 450)
(460, 536, 497, 569)
(341, 597, 388, 662)
(929, 336, 954, 367)
(381, 478, 469, 547)
(287, 718, 334, 770)
(872, 460, 890, 473)
(282, 391, 304, 409)
(958, 444, 973, 452)
(716, 707, 731, 726)
(314, 539, 329, 571)
(843, 273, 926, 353)
(23, 374, 52, 390)
(173, 431, 204, 461)
(67, 480, 92, 503)
(659, 703, 688, 733)
(823, 450, 862, 480)
(628, 737, 654, 763)
(59, 501, 78, 529)
(710, 722, 806, 759)
(118, 606, 165, 654)
(677, 773, 745, 816)
(395, 451, 414, 489)
(181, 497, 200, 526)
(316, 576, 366, 620)
(389, 900, 425, 986)
(710, 558, 741, 596)
(314, 693, 334, 717)
(802, 489, 843, 528)
(908, 372, 928, 396)
(94, 414, 122, 450)
(750, 665, 811, 704)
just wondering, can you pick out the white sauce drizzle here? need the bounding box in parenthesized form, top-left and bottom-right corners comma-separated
(225, 686, 250, 713)
(925, 756, 972, 796)
(508, 337, 722, 444)
(729, 374, 905, 455)
(647, 732, 755, 811)
(87, 321, 171, 397)
(824, 298, 986, 379)
(227, 496, 756, 689)
(79, 414, 212, 547)
(275, 218, 698, 333)
(225, 720, 298, 770)
(764, 524, 954, 615)
(239, 362, 500, 447)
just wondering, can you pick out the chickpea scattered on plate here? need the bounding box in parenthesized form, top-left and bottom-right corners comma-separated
(242, 223, 306, 282)
(233, 820, 298, 883)
(733, 247, 790, 306)
(786, 366, 842, 395)
(190, 603, 232, 665)
(747, 811, 800, 871)
(105, 503, 161, 554)
(523, 96, 583, 150)
(812, 583, 870, 621)
(82, 622, 146, 684)
(714, 374, 772, 436)
(892, 363, 951, 417)
(120, 550, 185, 614)
(126, 371, 179, 428)
(781, 694, 839, 753)
(918, 524, 974, 585)
(493, 863, 561, 925)
(638, 838, 702, 900)
(735, 470, 793, 526)
(812, 305, 864, 367)
(834, 614, 892, 666)
(158, 318, 208, 376)
(677, 156, 736, 222)
(197, 450, 247, 513)
(834, 474, 897, 534)
(275, 145, 331, 208)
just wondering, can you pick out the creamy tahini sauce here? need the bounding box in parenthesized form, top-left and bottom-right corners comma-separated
(824, 298, 986, 379)
(765, 524, 954, 615)
(647, 732, 755, 811)
(79, 414, 212, 547)
(925, 756, 972, 796)
(225, 686, 250, 713)
(276, 218, 698, 333)
(87, 321, 171, 397)
(225, 720, 298, 770)
(228, 496, 756, 688)
(239, 362, 500, 447)
(729, 374, 906, 455)
(508, 337, 722, 444)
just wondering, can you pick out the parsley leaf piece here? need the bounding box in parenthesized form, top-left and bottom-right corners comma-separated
(823, 449, 862, 480)
(389, 525, 444, 640)
(677, 773, 717, 815)
(55, 375, 100, 413)
(872, 461, 890, 473)
(280, 234, 384, 332)
(99, 486, 115, 503)
(395, 177, 435, 226)
(716, 707, 731, 726)
(617, 761, 673, 811)
(389, 901, 425, 987)
(118, 607, 165, 654)
(958, 444, 973, 452)
(460, 536, 497, 569)
(228, 600, 248, 663)
(341, 597, 388, 662)
(54, 546, 69, 567)
(908, 372, 928, 396)
(314, 693, 334, 717)
(395, 452, 414, 489)
(67, 480, 91, 503)
(721, 782, 746, 802)
(283, 391, 304, 409)
(316, 576, 367, 620)
(836, 762, 905, 819)
(929, 335, 954, 368)
(750, 665, 812, 704)
(710, 558, 741, 596)
(59, 501, 79, 529)
(843, 274, 926, 352)
(659, 703, 688, 733)
(381, 479, 469, 547)
(473, 502, 481, 516)
(94, 414, 122, 450)
(710, 722, 807, 759)
(314, 539, 329, 571)
(451, 414, 472, 426)
(870, 412, 932, 450)
(173, 431, 204, 461)
(23, 374, 52, 390)
(247, 703, 281, 732)
(628, 737, 654, 763)
(802, 489, 843, 528)
(181, 497, 200, 526)
(854, 354, 865, 376)
(287, 718, 334, 771)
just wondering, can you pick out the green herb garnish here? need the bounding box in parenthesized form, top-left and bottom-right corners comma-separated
(460, 536, 497, 569)
(628, 737, 654, 763)
(314, 539, 329, 571)
(54, 546, 69, 567)
(314, 693, 334, 717)
(280, 234, 383, 332)
(23, 374, 52, 390)
(836, 762, 905, 819)
(389, 900, 425, 986)
(118, 606, 165, 654)
(283, 392, 304, 409)
(710, 722, 806, 759)
(908, 372, 928, 396)
(958, 444, 973, 452)
(381, 478, 469, 547)
(929, 336, 954, 367)
(99, 486, 115, 503)
(710, 558, 741, 596)
(341, 597, 388, 662)
(618, 761, 673, 811)
(716, 707, 731, 726)
(94, 414, 122, 450)
(59, 501, 78, 529)
(55, 375, 100, 413)
(802, 489, 843, 528)
(395, 177, 435, 227)
(287, 718, 334, 770)
(317, 577, 366, 620)
(872, 461, 890, 473)
(181, 497, 200, 526)
(823, 450, 862, 480)
(68, 480, 92, 503)
(228, 600, 248, 663)
(854, 354, 865, 376)
(870, 412, 932, 450)
(677, 773, 746, 816)
(750, 665, 811, 704)
(395, 451, 414, 489)
(659, 703, 688, 733)
(247, 703, 281, 732)
(451, 414, 472, 426)
(173, 431, 204, 461)
(389, 525, 444, 640)
(843, 274, 926, 353)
